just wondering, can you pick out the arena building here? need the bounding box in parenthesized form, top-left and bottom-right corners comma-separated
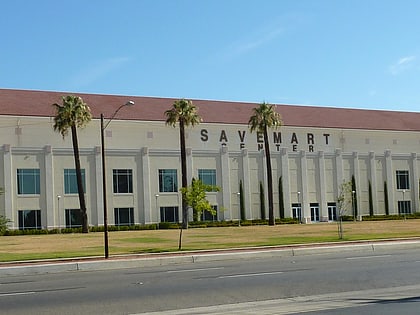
(1, 88, 420, 230)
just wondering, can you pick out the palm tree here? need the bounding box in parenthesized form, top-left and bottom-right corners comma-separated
(165, 99, 201, 229)
(249, 102, 283, 226)
(53, 95, 92, 233)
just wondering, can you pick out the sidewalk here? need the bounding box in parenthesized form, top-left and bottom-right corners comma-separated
(2, 238, 420, 276)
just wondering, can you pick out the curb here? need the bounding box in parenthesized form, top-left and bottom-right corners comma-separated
(2, 239, 420, 276)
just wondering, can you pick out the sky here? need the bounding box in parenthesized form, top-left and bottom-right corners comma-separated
(2, 0, 420, 112)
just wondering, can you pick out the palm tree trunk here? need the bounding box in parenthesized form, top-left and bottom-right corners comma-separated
(263, 127, 275, 226)
(71, 125, 88, 233)
(179, 120, 188, 229)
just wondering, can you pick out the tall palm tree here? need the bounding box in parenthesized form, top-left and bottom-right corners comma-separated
(53, 95, 92, 233)
(249, 102, 283, 226)
(165, 99, 201, 229)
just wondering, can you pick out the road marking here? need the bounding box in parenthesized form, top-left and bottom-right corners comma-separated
(167, 267, 224, 273)
(218, 271, 283, 278)
(346, 254, 391, 260)
(0, 291, 36, 297)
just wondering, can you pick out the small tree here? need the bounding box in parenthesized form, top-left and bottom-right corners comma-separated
(181, 178, 220, 221)
(337, 180, 353, 239)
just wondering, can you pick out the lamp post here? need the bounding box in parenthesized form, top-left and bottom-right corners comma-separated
(402, 189, 406, 220)
(352, 190, 356, 221)
(297, 191, 301, 223)
(101, 100, 134, 259)
(57, 195, 61, 233)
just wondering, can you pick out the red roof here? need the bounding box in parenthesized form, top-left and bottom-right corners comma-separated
(1, 88, 420, 131)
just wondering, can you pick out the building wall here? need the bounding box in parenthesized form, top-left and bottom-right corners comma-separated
(1, 114, 420, 229)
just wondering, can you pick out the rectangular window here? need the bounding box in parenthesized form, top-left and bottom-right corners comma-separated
(396, 170, 410, 190)
(398, 201, 411, 215)
(198, 169, 217, 187)
(160, 206, 179, 222)
(65, 209, 83, 228)
(310, 203, 320, 222)
(64, 169, 86, 194)
(328, 202, 337, 221)
(113, 169, 133, 194)
(201, 205, 218, 221)
(18, 210, 41, 230)
(159, 169, 178, 192)
(114, 207, 134, 226)
(17, 169, 40, 195)
(292, 203, 302, 222)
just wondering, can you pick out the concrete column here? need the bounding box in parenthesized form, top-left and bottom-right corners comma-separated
(220, 146, 231, 220)
(140, 147, 151, 224)
(94, 146, 103, 226)
(280, 148, 291, 218)
(241, 149, 252, 219)
(411, 153, 419, 212)
(352, 151, 361, 218)
(318, 151, 327, 221)
(384, 150, 395, 214)
(44, 145, 55, 229)
(3, 144, 13, 228)
(369, 151, 378, 215)
(299, 150, 309, 223)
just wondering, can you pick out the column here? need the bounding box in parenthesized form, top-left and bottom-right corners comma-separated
(241, 149, 252, 219)
(280, 148, 291, 218)
(384, 150, 395, 214)
(318, 151, 327, 221)
(3, 144, 13, 228)
(220, 146, 231, 220)
(94, 146, 103, 226)
(299, 150, 309, 223)
(44, 145, 55, 229)
(140, 147, 151, 224)
(369, 151, 378, 215)
(411, 153, 419, 212)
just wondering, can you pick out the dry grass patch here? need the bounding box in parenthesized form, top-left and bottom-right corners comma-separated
(1, 220, 420, 262)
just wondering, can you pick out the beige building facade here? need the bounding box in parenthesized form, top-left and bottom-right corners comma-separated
(1, 89, 420, 229)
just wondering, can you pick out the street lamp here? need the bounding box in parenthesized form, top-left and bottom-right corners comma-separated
(101, 100, 134, 259)
(402, 189, 406, 220)
(352, 190, 356, 221)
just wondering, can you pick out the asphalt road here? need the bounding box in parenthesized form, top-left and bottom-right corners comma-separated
(2, 246, 420, 314)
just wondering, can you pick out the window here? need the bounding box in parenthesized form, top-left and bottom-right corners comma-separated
(310, 203, 320, 222)
(64, 169, 86, 194)
(160, 206, 179, 222)
(292, 203, 302, 222)
(159, 169, 178, 192)
(398, 201, 411, 215)
(18, 210, 41, 230)
(396, 170, 410, 190)
(198, 169, 217, 187)
(201, 205, 218, 221)
(114, 207, 134, 226)
(17, 169, 40, 195)
(328, 202, 337, 221)
(113, 169, 133, 193)
(65, 209, 83, 228)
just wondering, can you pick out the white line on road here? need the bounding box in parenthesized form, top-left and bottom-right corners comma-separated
(0, 291, 36, 297)
(218, 271, 284, 278)
(346, 254, 391, 260)
(167, 267, 224, 273)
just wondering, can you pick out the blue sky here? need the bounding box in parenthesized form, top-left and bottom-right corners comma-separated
(2, 0, 420, 112)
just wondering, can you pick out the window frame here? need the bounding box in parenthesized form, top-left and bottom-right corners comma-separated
(65, 209, 83, 228)
(17, 168, 40, 195)
(114, 207, 134, 226)
(113, 169, 133, 194)
(64, 169, 86, 195)
(396, 170, 410, 190)
(18, 209, 41, 230)
(158, 169, 178, 193)
(198, 169, 217, 191)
